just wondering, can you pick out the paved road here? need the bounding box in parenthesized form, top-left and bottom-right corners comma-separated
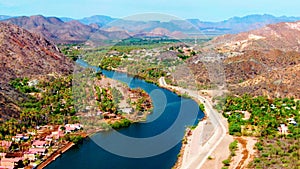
(158, 77, 227, 169)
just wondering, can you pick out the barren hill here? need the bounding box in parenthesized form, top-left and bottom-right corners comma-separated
(190, 21, 300, 98)
(209, 21, 300, 52)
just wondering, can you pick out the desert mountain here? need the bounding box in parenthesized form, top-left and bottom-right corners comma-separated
(80, 14, 300, 36)
(224, 50, 300, 98)
(190, 20, 300, 98)
(79, 15, 116, 26)
(189, 14, 300, 35)
(0, 22, 73, 119)
(2, 14, 299, 43)
(1, 15, 130, 44)
(210, 21, 300, 52)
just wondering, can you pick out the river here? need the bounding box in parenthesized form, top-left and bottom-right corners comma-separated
(45, 59, 204, 169)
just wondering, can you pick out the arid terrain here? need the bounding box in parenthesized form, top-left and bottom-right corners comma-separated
(183, 20, 300, 99)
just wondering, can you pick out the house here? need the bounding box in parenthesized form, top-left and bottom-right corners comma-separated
(22, 135, 30, 141)
(72, 46, 81, 50)
(287, 118, 297, 125)
(24, 148, 46, 161)
(64, 124, 82, 133)
(27, 131, 36, 136)
(27, 79, 39, 87)
(0, 158, 23, 168)
(278, 124, 288, 134)
(45, 135, 53, 142)
(32, 140, 46, 148)
(12, 134, 24, 142)
(53, 127, 65, 139)
(270, 104, 276, 109)
(120, 107, 133, 114)
(0, 153, 6, 158)
(51, 131, 64, 140)
(0, 166, 14, 169)
(23, 152, 36, 161)
(0, 141, 11, 151)
(103, 113, 116, 119)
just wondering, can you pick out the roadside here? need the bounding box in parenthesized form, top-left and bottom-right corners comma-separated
(158, 77, 228, 169)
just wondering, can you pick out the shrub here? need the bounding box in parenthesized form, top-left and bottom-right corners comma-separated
(222, 159, 230, 166)
(254, 158, 261, 163)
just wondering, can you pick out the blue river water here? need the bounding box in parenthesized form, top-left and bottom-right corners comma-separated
(45, 60, 204, 169)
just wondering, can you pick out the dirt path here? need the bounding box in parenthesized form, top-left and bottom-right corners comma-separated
(235, 137, 248, 169)
(230, 137, 257, 169)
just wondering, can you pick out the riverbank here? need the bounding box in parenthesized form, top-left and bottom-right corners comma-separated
(36, 142, 75, 169)
(158, 77, 229, 169)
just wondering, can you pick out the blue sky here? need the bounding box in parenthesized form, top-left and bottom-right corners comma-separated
(0, 0, 299, 21)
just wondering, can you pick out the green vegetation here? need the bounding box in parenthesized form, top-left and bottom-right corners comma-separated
(114, 37, 180, 46)
(95, 86, 118, 114)
(217, 94, 300, 168)
(110, 118, 132, 129)
(177, 54, 190, 60)
(178, 92, 191, 99)
(60, 45, 81, 61)
(127, 65, 167, 83)
(221, 140, 239, 167)
(199, 103, 205, 112)
(111, 87, 123, 104)
(99, 56, 122, 70)
(189, 125, 197, 130)
(9, 78, 39, 93)
(2, 76, 79, 138)
(78, 41, 188, 84)
(222, 159, 230, 166)
(64, 134, 84, 144)
(229, 140, 238, 156)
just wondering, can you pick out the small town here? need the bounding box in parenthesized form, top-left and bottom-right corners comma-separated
(0, 123, 83, 169)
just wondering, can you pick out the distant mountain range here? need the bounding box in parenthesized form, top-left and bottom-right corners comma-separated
(0, 15, 131, 44)
(0, 14, 300, 44)
(188, 14, 300, 34)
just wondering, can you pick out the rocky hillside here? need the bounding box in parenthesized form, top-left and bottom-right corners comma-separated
(224, 50, 300, 98)
(209, 21, 300, 52)
(0, 22, 73, 119)
(189, 20, 300, 98)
